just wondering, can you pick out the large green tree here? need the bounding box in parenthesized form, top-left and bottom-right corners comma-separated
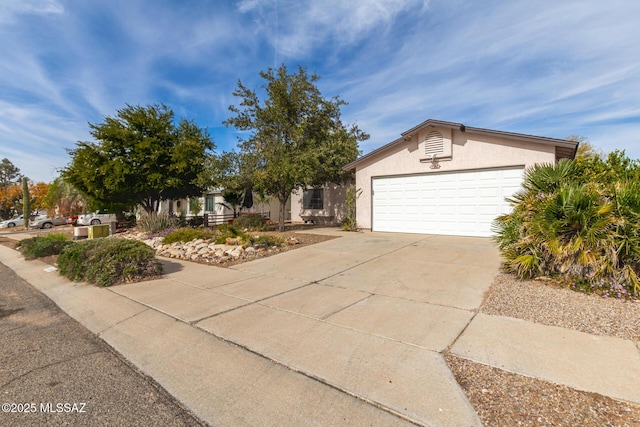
(63, 104, 215, 214)
(224, 64, 368, 231)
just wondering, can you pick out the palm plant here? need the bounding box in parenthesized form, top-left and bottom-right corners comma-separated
(218, 190, 244, 218)
(493, 159, 640, 297)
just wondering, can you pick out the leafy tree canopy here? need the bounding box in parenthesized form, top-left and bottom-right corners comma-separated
(43, 176, 87, 217)
(0, 158, 23, 190)
(223, 64, 368, 231)
(0, 180, 49, 220)
(566, 135, 604, 160)
(62, 104, 215, 214)
(574, 150, 640, 187)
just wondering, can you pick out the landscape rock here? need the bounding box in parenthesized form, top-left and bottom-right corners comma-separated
(116, 228, 294, 266)
(169, 249, 185, 258)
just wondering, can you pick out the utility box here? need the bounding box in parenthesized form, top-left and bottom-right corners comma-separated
(88, 224, 110, 239)
(73, 226, 89, 240)
(109, 221, 117, 235)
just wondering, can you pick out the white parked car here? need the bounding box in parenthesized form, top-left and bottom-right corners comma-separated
(76, 211, 117, 226)
(0, 215, 25, 228)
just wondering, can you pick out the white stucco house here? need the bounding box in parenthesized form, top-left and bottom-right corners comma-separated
(160, 184, 348, 225)
(343, 119, 579, 237)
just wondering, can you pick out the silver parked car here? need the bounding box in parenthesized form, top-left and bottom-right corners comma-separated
(0, 215, 25, 228)
(31, 215, 67, 229)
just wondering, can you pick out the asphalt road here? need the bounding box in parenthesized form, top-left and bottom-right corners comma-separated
(0, 261, 205, 426)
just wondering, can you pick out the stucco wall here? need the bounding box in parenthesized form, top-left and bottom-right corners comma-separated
(354, 126, 557, 230)
(290, 184, 348, 224)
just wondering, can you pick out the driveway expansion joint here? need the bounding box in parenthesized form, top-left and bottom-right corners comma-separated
(191, 320, 427, 427)
(320, 293, 373, 320)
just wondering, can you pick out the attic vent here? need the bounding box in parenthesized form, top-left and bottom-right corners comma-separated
(424, 131, 444, 156)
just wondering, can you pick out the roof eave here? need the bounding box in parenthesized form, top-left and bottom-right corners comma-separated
(343, 119, 580, 170)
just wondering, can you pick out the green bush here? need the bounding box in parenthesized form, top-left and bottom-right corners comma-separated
(17, 233, 74, 260)
(493, 155, 640, 298)
(233, 213, 267, 230)
(58, 239, 162, 287)
(137, 211, 178, 234)
(57, 239, 100, 281)
(212, 224, 246, 244)
(162, 228, 213, 245)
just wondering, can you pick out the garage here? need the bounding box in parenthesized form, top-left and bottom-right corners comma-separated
(342, 119, 578, 237)
(372, 167, 524, 237)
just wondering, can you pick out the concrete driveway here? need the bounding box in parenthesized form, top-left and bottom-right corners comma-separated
(0, 230, 502, 426)
(111, 231, 500, 426)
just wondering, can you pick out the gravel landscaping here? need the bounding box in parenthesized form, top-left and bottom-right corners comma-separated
(482, 274, 640, 343)
(445, 353, 640, 427)
(446, 272, 640, 426)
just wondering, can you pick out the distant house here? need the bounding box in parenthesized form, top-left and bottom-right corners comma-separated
(158, 190, 284, 223)
(343, 119, 579, 237)
(158, 184, 347, 226)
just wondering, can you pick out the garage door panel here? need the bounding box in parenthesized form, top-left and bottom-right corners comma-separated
(458, 188, 476, 198)
(372, 167, 524, 237)
(502, 168, 524, 179)
(459, 173, 479, 182)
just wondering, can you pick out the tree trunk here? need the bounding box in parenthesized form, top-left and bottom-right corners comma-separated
(278, 192, 288, 232)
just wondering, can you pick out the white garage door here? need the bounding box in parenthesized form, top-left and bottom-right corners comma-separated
(372, 167, 524, 237)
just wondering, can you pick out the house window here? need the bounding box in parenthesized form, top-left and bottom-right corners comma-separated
(303, 188, 324, 210)
(205, 195, 215, 212)
(424, 131, 444, 156)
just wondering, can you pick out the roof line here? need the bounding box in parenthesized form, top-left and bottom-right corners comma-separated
(344, 119, 578, 171)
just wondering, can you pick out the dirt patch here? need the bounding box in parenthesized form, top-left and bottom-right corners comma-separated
(0, 236, 19, 250)
(446, 353, 640, 427)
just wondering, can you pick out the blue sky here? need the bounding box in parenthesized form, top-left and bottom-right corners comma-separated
(1, 0, 639, 183)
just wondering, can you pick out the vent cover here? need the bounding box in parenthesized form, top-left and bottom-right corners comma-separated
(424, 131, 444, 156)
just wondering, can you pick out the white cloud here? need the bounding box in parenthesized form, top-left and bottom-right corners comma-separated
(326, 0, 640, 156)
(0, 0, 64, 23)
(237, 0, 429, 57)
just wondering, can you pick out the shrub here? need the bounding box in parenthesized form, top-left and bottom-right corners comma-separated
(212, 224, 246, 244)
(162, 228, 213, 245)
(17, 233, 74, 260)
(137, 211, 178, 234)
(57, 239, 100, 281)
(493, 157, 640, 298)
(215, 224, 242, 236)
(233, 213, 267, 230)
(58, 239, 162, 286)
(341, 185, 362, 231)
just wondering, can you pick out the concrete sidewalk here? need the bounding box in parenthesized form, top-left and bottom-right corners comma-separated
(1, 230, 639, 426)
